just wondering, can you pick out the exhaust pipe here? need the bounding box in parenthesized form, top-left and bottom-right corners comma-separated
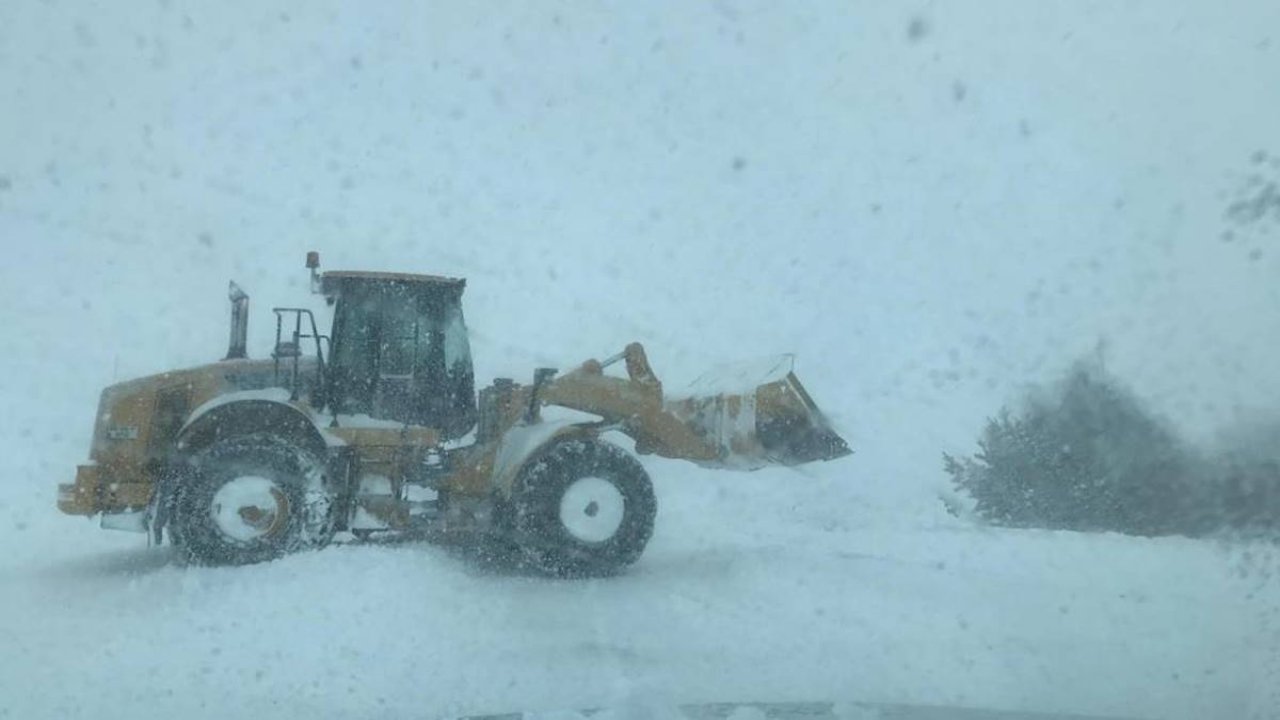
(225, 281, 249, 360)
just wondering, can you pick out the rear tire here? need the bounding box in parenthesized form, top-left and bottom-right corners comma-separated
(510, 439, 656, 577)
(172, 435, 335, 566)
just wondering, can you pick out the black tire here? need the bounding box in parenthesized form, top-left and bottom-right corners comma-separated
(172, 435, 335, 566)
(509, 438, 656, 577)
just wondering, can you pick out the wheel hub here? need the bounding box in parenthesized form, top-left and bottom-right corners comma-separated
(211, 476, 289, 543)
(558, 477, 625, 543)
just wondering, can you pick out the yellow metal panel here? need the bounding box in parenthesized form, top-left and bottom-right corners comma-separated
(102, 482, 152, 511)
(57, 464, 100, 515)
(59, 464, 154, 515)
(327, 426, 438, 448)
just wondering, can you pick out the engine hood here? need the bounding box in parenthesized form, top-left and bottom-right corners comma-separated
(89, 358, 310, 464)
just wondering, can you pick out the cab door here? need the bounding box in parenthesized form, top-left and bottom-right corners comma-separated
(325, 279, 476, 438)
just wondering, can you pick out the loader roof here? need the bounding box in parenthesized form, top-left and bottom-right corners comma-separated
(320, 270, 466, 299)
(323, 270, 465, 286)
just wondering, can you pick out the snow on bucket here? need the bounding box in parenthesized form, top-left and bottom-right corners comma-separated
(667, 355, 850, 470)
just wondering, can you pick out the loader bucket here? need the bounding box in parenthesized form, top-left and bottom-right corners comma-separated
(666, 356, 850, 470)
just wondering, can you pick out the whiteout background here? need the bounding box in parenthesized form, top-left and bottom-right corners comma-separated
(1, 2, 1277, 719)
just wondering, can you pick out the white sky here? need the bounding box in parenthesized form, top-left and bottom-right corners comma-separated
(1, 0, 1278, 501)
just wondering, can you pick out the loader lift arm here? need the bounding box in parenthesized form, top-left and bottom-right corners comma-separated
(538, 343, 850, 470)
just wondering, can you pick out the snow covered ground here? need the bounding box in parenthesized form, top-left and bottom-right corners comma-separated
(2, 471, 1275, 720)
(2, 1, 1279, 719)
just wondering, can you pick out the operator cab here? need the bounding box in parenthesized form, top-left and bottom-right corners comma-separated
(320, 269, 477, 439)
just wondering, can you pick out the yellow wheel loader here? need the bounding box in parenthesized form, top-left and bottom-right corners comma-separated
(59, 253, 849, 575)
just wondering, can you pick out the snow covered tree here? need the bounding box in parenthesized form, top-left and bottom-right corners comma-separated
(1210, 416, 1280, 538)
(946, 359, 1200, 536)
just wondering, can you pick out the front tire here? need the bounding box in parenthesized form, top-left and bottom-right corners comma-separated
(510, 438, 656, 577)
(172, 435, 335, 566)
